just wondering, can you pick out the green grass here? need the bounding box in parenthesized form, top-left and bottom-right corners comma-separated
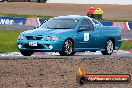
(0, 29, 131, 52)
(120, 40, 132, 50)
(0, 13, 53, 18)
(0, 29, 22, 52)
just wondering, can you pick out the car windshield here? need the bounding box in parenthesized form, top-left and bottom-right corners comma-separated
(39, 18, 78, 29)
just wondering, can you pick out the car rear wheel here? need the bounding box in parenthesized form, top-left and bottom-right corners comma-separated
(59, 39, 75, 56)
(20, 50, 33, 56)
(101, 39, 114, 55)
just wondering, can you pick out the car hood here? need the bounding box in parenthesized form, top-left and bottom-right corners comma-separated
(21, 28, 74, 36)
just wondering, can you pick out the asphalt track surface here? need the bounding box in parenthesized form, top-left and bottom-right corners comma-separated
(121, 30, 132, 40)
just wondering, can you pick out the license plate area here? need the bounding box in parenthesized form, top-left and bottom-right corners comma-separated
(29, 42, 37, 46)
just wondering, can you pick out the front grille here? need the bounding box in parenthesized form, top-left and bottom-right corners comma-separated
(26, 36, 43, 40)
(24, 44, 44, 49)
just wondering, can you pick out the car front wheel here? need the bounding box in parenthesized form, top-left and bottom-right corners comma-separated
(20, 50, 33, 56)
(101, 39, 114, 55)
(59, 39, 75, 56)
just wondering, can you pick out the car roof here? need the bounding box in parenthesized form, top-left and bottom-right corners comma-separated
(53, 15, 91, 20)
(52, 15, 103, 26)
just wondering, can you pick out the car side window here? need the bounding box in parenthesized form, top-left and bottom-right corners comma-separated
(79, 19, 94, 31)
(92, 19, 102, 26)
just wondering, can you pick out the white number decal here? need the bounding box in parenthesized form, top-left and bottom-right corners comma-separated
(84, 33, 89, 41)
(29, 42, 37, 46)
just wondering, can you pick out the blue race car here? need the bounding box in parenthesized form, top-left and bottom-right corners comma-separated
(17, 15, 122, 56)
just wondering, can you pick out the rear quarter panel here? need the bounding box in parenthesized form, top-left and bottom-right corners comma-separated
(97, 26, 122, 50)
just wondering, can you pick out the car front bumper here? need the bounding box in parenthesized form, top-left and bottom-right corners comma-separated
(17, 40, 64, 52)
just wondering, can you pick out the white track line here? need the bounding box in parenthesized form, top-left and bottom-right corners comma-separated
(0, 50, 131, 56)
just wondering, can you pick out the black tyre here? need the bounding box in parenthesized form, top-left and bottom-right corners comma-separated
(101, 39, 114, 55)
(59, 39, 75, 56)
(20, 50, 33, 56)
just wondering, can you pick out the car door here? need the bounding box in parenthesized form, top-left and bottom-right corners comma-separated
(76, 19, 99, 50)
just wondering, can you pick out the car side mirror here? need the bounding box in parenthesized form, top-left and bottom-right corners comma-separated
(44, 20, 48, 23)
(77, 27, 87, 32)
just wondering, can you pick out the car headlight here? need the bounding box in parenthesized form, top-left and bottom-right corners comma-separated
(46, 36, 60, 41)
(18, 35, 25, 40)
